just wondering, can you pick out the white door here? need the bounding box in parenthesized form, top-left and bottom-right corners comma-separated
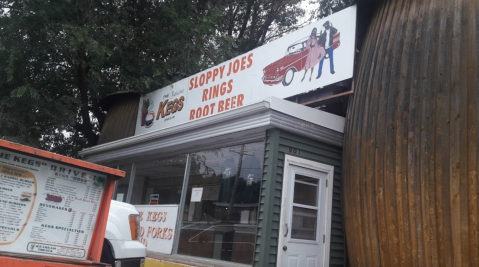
(277, 155, 334, 267)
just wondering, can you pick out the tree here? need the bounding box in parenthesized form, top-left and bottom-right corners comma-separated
(197, 0, 306, 65)
(308, 0, 352, 21)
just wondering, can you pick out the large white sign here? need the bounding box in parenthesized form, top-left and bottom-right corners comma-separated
(135, 205, 178, 254)
(0, 149, 106, 260)
(135, 5, 356, 135)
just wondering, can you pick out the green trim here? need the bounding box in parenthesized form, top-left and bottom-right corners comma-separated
(254, 129, 281, 267)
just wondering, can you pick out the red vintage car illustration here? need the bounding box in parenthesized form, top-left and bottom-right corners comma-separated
(262, 32, 340, 86)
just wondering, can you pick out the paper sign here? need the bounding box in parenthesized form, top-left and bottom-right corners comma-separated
(190, 188, 203, 202)
(150, 194, 159, 205)
(116, 193, 124, 202)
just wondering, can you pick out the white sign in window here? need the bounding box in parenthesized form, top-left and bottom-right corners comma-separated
(116, 193, 124, 202)
(135, 205, 178, 254)
(190, 187, 203, 202)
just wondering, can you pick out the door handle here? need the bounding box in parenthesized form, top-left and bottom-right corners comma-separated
(284, 223, 289, 237)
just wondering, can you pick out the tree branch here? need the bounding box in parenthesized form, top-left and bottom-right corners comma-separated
(238, 0, 254, 40)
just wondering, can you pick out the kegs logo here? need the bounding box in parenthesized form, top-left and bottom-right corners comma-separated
(156, 96, 185, 119)
(45, 193, 63, 203)
(140, 99, 155, 128)
(140, 96, 185, 127)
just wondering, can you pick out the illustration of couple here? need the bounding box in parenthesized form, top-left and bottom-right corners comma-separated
(301, 21, 338, 82)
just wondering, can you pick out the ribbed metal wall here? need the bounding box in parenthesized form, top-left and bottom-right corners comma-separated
(344, 0, 478, 266)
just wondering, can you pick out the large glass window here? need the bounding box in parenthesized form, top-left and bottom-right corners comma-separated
(131, 155, 187, 205)
(178, 142, 264, 265)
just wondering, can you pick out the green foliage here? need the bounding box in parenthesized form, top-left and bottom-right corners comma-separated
(309, 0, 352, 20)
(204, 0, 306, 64)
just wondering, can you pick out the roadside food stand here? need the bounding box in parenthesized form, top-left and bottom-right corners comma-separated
(70, 0, 479, 266)
(79, 5, 357, 267)
(81, 96, 346, 267)
(0, 140, 125, 266)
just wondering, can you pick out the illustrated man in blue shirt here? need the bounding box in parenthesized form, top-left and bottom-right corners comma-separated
(316, 21, 337, 79)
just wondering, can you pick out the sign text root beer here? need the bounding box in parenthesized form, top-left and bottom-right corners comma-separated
(138, 210, 173, 247)
(189, 53, 253, 120)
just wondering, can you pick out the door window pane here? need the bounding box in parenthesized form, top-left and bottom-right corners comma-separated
(295, 174, 318, 185)
(293, 183, 318, 207)
(178, 142, 264, 265)
(291, 207, 317, 240)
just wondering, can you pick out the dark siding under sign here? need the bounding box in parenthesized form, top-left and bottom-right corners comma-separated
(254, 129, 346, 267)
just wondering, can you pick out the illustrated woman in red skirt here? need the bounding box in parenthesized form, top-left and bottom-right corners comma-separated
(301, 27, 325, 82)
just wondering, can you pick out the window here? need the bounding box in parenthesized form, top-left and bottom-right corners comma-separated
(291, 174, 320, 240)
(131, 154, 187, 205)
(113, 164, 132, 202)
(177, 142, 264, 265)
(109, 142, 265, 264)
